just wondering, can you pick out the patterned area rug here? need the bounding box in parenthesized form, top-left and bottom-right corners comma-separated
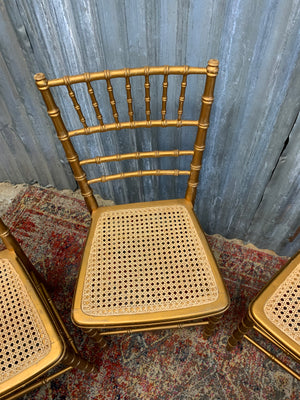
(1, 186, 299, 400)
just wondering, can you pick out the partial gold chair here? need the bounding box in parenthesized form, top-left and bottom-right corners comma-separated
(0, 217, 96, 400)
(34, 60, 230, 343)
(227, 251, 300, 380)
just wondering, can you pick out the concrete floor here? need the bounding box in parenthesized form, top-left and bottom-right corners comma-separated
(0, 182, 27, 215)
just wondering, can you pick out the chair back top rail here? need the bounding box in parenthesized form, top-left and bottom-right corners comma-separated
(46, 66, 207, 87)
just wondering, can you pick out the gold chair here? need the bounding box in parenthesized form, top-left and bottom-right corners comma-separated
(0, 217, 96, 400)
(227, 251, 300, 380)
(34, 60, 230, 343)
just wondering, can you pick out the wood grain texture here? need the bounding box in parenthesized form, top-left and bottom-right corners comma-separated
(0, 0, 299, 256)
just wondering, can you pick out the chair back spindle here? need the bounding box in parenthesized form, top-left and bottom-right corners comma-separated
(64, 76, 88, 128)
(125, 71, 134, 122)
(144, 67, 151, 122)
(85, 73, 105, 126)
(177, 68, 188, 121)
(161, 71, 168, 121)
(105, 70, 120, 124)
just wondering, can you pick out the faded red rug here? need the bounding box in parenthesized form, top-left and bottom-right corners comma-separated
(1, 186, 298, 400)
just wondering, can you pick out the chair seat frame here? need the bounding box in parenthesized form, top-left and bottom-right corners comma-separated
(0, 218, 97, 400)
(227, 251, 300, 380)
(72, 199, 229, 337)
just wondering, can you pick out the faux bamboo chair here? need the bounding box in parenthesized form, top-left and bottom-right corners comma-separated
(0, 217, 96, 400)
(227, 251, 300, 380)
(34, 59, 230, 343)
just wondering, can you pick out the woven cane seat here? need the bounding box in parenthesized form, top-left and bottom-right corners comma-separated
(248, 252, 300, 364)
(264, 263, 300, 345)
(0, 217, 95, 399)
(227, 253, 300, 379)
(74, 200, 228, 327)
(0, 251, 65, 394)
(0, 258, 51, 383)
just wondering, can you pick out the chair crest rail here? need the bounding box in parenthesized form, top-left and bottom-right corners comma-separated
(47, 66, 207, 87)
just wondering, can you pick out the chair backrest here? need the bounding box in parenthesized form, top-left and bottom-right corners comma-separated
(35, 59, 219, 213)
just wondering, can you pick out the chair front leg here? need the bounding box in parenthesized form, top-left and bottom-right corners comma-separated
(63, 349, 98, 373)
(226, 313, 253, 350)
(82, 327, 107, 348)
(203, 313, 224, 339)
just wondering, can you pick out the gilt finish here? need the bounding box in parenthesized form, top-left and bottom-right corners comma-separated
(227, 251, 300, 380)
(0, 217, 96, 400)
(35, 60, 230, 340)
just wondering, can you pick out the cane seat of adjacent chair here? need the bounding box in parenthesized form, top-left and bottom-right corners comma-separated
(250, 252, 300, 364)
(227, 251, 300, 380)
(34, 60, 230, 340)
(0, 217, 96, 399)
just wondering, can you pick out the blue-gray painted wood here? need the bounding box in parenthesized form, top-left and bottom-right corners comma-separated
(0, 0, 299, 256)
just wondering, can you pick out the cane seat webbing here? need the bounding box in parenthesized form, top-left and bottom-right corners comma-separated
(0, 258, 51, 383)
(264, 263, 300, 344)
(82, 204, 219, 316)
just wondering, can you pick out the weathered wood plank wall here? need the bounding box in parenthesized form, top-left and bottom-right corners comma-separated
(0, 0, 299, 256)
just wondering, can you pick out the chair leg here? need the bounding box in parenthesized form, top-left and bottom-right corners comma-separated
(226, 313, 253, 351)
(203, 314, 223, 339)
(63, 349, 98, 373)
(82, 328, 107, 348)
